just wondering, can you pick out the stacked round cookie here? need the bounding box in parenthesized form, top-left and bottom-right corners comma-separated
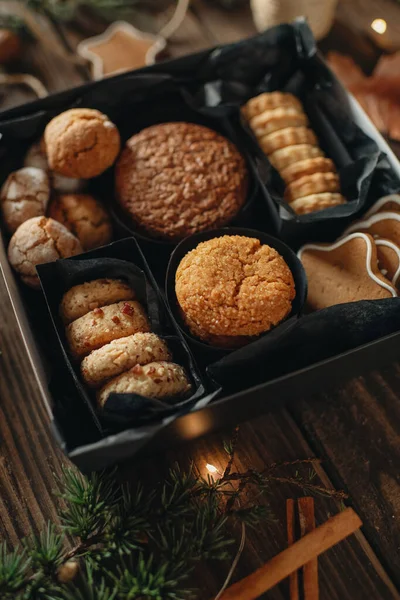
(242, 91, 346, 215)
(61, 278, 191, 407)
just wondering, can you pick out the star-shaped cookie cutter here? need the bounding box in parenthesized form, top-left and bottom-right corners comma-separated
(77, 21, 167, 80)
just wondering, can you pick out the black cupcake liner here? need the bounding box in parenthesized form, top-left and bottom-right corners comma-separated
(165, 227, 307, 367)
(36, 237, 219, 436)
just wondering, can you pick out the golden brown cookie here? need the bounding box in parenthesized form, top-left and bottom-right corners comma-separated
(345, 212, 400, 247)
(97, 361, 191, 407)
(375, 239, 400, 289)
(44, 109, 121, 179)
(60, 278, 135, 324)
(48, 193, 112, 251)
(1, 167, 50, 233)
(365, 194, 400, 217)
(298, 232, 397, 311)
(259, 127, 318, 155)
(268, 144, 324, 171)
(175, 235, 296, 345)
(7, 216, 82, 289)
(284, 172, 340, 202)
(81, 332, 171, 387)
(66, 300, 150, 358)
(249, 107, 308, 138)
(115, 122, 248, 242)
(280, 157, 335, 184)
(242, 92, 303, 120)
(289, 193, 346, 215)
(24, 141, 85, 193)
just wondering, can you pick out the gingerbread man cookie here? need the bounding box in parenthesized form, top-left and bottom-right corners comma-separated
(365, 194, 400, 217)
(298, 232, 397, 311)
(345, 211, 400, 247)
(375, 239, 400, 289)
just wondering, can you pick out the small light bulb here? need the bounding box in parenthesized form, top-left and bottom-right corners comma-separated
(206, 463, 218, 474)
(371, 19, 387, 34)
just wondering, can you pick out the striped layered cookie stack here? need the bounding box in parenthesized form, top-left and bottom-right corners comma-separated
(242, 91, 346, 215)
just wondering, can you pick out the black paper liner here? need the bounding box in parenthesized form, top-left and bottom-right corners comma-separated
(36, 238, 219, 435)
(165, 227, 307, 367)
(195, 19, 400, 246)
(208, 298, 400, 393)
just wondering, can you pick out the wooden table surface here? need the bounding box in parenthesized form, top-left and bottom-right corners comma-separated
(1, 2, 400, 598)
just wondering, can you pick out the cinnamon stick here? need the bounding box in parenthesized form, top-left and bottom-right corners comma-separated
(298, 497, 319, 600)
(286, 499, 299, 600)
(215, 508, 362, 600)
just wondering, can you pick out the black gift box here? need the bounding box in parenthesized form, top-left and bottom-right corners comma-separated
(1, 20, 400, 472)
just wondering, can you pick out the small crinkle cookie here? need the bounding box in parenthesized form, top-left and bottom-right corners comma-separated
(81, 332, 171, 387)
(281, 157, 335, 184)
(1, 167, 50, 233)
(66, 300, 150, 358)
(249, 107, 308, 139)
(289, 193, 346, 215)
(375, 239, 400, 288)
(48, 193, 112, 251)
(7, 216, 82, 288)
(97, 361, 191, 407)
(259, 127, 318, 156)
(175, 235, 296, 345)
(60, 278, 135, 324)
(284, 172, 340, 202)
(44, 108, 121, 179)
(268, 144, 324, 171)
(24, 141, 86, 193)
(242, 92, 303, 120)
(298, 232, 397, 311)
(365, 194, 400, 217)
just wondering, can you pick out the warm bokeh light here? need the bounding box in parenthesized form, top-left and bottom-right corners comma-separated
(206, 463, 218, 474)
(371, 19, 387, 34)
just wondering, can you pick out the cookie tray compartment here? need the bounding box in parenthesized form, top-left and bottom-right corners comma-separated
(1, 26, 400, 471)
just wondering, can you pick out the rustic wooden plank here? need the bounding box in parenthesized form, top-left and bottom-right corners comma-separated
(0, 275, 66, 544)
(127, 412, 400, 599)
(291, 366, 400, 589)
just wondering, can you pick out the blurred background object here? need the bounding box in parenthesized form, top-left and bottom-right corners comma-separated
(251, 0, 338, 40)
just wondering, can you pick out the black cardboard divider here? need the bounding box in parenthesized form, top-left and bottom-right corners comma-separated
(36, 238, 218, 444)
(165, 227, 307, 368)
(208, 298, 400, 393)
(196, 19, 400, 247)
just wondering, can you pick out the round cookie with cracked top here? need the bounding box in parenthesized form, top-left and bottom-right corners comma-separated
(66, 300, 150, 359)
(44, 108, 121, 179)
(175, 235, 296, 346)
(48, 193, 112, 251)
(60, 278, 135, 324)
(81, 332, 171, 387)
(7, 216, 82, 289)
(97, 361, 191, 408)
(115, 122, 248, 242)
(1, 167, 50, 233)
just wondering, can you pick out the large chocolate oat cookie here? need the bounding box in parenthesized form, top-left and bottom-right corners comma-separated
(115, 122, 248, 241)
